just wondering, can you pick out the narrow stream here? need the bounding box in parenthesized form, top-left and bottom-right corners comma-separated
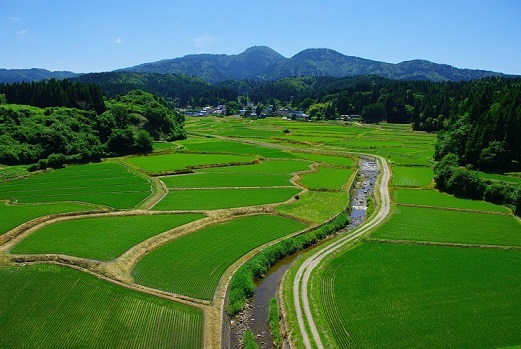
(228, 157, 379, 349)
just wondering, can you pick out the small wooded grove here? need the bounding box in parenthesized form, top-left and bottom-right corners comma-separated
(0, 81, 185, 169)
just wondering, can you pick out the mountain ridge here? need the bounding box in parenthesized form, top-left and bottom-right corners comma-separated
(1, 47, 515, 83)
(118, 46, 512, 83)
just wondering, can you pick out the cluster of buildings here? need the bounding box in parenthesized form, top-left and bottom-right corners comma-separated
(182, 105, 226, 117)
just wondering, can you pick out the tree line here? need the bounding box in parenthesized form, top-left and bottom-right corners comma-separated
(0, 78, 106, 114)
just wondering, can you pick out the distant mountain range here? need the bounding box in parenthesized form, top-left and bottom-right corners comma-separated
(0, 68, 79, 83)
(1, 46, 515, 84)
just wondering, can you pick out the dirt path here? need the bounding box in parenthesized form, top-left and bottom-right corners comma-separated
(291, 155, 391, 349)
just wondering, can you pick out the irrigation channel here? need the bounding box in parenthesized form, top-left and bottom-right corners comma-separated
(228, 157, 379, 349)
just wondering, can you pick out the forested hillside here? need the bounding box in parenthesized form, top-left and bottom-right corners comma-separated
(0, 81, 185, 169)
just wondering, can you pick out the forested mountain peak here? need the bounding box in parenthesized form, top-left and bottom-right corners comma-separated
(1, 47, 516, 84)
(119, 46, 510, 83)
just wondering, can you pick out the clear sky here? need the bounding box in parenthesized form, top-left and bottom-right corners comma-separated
(1, 0, 520, 74)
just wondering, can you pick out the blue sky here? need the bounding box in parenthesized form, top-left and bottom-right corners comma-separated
(1, 0, 520, 74)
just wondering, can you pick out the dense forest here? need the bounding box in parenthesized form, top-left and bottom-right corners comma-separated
(0, 80, 185, 169)
(0, 79, 106, 114)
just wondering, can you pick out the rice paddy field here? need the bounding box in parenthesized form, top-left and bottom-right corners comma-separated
(178, 138, 297, 159)
(0, 202, 96, 235)
(160, 172, 293, 189)
(394, 189, 510, 213)
(0, 162, 151, 209)
(0, 264, 203, 349)
(2, 116, 519, 348)
(372, 205, 521, 246)
(275, 190, 348, 223)
(200, 159, 312, 175)
(317, 242, 521, 349)
(126, 152, 257, 174)
(153, 187, 301, 211)
(132, 215, 308, 300)
(298, 165, 354, 191)
(11, 213, 205, 260)
(392, 165, 434, 187)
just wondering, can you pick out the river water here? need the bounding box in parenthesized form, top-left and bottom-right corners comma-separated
(228, 157, 379, 349)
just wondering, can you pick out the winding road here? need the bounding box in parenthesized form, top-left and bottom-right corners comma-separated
(292, 155, 391, 349)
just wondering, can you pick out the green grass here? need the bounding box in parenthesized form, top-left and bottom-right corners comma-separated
(0, 165, 29, 180)
(153, 188, 301, 211)
(126, 152, 257, 174)
(478, 172, 521, 184)
(200, 159, 312, 175)
(318, 242, 521, 349)
(0, 264, 203, 349)
(11, 214, 205, 260)
(0, 202, 97, 235)
(179, 138, 297, 159)
(395, 189, 510, 213)
(292, 152, 355, 167)
(132, 215, 308, 300)
(299, 166, 354, 190)
(372, 205, 521, 246)
(0, 162, 151, 209)
(392, 166, 434, 187)
(160, 173, 292, 188)
(276, 190, 348, 223)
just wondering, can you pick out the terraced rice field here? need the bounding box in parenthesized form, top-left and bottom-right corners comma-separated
(132, 215, 308, 300)
(392, 166, 434, 187)
(298, 166, 354, 191)
(153, 187, 301, 211)
(200, 159, 312, 175)
(0, 202, 96, 235)
(372, 205, 521, 246)
(179, 138, 297, 159)
(318, 242, 521, 349)
(395, 189, 510, 213)
(0, 162, 151, 209)
(126, 152, 257, 174)
(11, 213, 205, 260)
(275, 190, 348, 223)
(0, 264, 203, 349)
(160, 173, 293, 189)
(291, 152, 355, 167)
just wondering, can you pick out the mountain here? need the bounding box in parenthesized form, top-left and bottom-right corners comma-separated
(118, 46, 285, 82)
(1, 47, 513, 84)
(120, 47, 510, 83)
(0, 68, 79, 83)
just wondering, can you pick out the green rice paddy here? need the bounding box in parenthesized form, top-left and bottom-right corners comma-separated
(179, 138, 297, 159)
(0, 264, 203, 349)
(276, 190, 348, 223)
(132, 215, 308, 300)
(160, 173, 293, 188)
(372, 205, 521, 246)
(200, 159, 312, 175)
(153, 187, 301, 211)
(395, 189, 510, 213)
(0, 162, 151, 209)
(0, 202, 96, 235)
(298, 166, 354, 191)
(392, 166, 434, 187)
(11, 214, 205, 260)
(126, 152, 257, 174)
(318, 242, 521, 349)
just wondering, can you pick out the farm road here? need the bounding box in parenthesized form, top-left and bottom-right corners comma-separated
(292, 155, 391, 349)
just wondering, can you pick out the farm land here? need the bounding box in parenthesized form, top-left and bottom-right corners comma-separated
(289, 118, 521, 349)
(1, 116, 519, 348)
